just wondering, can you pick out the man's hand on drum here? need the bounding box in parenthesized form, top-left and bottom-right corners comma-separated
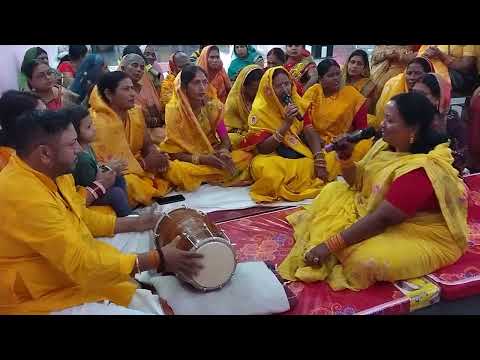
(162, 236, 204, 277)
(144, 150, 170, 174)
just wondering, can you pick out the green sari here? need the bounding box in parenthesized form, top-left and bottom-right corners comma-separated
(227, 46, 263, 81)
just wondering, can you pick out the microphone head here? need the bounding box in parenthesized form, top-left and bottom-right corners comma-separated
(282, 94, 292, 105)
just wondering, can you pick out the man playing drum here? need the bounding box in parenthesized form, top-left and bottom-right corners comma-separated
(0, 109, 203, 315)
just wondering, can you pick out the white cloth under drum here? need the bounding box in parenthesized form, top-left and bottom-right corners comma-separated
(148, 262, 290, 315)
(50, 289, 165, 315)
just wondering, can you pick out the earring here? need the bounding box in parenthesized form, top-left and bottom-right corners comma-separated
(409, 133, 415, 144)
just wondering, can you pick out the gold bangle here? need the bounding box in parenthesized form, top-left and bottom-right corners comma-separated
(325, 234, 347, 253)
(314, 151, 324, 158)
(192, 153, 200, 165)
(273, 131, 283, 143)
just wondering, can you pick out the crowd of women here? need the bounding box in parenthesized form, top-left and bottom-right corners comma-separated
(1, 44, 480, 314)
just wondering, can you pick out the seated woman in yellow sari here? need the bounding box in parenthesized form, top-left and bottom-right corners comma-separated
(239, 66, 329, 203)
(224, 65, 263, 149)
(119, 53, 165, 144)
(160, 51, 191, 113)
(89, 71, 171, 207)
(342, 49, 377, 114)
(159, 65, 252, 191)
(374, 57, 434, 129)
(197, 45, 232, 103)
(304, 59, 371, 180)
(279, 92, 467, 290)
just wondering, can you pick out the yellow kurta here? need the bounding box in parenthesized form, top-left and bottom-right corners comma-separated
(1, 145, 116, 218)
(89, 87, 171, 206)
(374, 72, 408, 129)
(0, 146, 14, 171)
(278, 140, 467, 290)
(159, 75, 252, 191)
(303, 84, 373, 180)
(0, 156, 137, 314)
(245, 66, 328, 203)
(224, 64, 262, 149)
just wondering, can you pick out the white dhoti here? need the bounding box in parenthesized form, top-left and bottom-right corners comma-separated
(50, 289, 165, 315)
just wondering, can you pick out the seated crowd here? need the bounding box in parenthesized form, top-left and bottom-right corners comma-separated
(0, 44, 479, 314)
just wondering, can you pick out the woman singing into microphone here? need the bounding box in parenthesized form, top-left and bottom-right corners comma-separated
(239, 66, 335, 203)
(279, 92, 467, 291)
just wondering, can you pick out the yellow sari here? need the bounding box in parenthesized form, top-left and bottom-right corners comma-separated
(418, 46, 452, 86)
(89, 87, 171, 207)
(0, 146, 14, 171)
(159, 75, 252, 191)
(279, 140, 467, 290)
(244, 66, 330, 203)
(224, 64, 262, 149)
(303, 84, 373, 179)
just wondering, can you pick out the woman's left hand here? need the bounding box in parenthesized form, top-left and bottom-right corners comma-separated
(304, 243, 330, 266)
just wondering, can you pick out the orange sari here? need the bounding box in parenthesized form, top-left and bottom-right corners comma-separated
(89, 87, 171, 206)
(197, 46, 232, 103)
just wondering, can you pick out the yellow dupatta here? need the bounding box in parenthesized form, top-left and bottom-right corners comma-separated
(89, 87, 146, 175)
(303, 84, 366, 144)
(160, 75, 223, 155)
(89, 87, 171, 205)
(418, 46, 451, 86)
(279, 139, 467, 287)
(246, 66, 312, 158)
(355, 139, 467, 248)
(373, 72, 408, 129)
(224, 64, 262, 131)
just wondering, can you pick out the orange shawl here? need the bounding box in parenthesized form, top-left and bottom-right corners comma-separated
(197, 46, 232, 103)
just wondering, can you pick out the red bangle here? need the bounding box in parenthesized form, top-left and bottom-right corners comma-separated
(325, 234, 347, 253)
(93, 181, 106, 195)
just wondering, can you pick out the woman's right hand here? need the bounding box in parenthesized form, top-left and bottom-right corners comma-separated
(144, 151, 170, 173)
(334, 136, 355, 160)
(284, 103, 298, 124)
(200, 154, 235, 174)
(95, 169, 116, 190)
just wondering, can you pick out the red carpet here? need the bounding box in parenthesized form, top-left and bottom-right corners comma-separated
(427, 174, 480, 300)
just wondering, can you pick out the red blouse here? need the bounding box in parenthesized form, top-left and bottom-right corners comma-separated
(385, 168, 440, 216)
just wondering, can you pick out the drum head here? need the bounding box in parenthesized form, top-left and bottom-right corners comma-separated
(192, 240, 236, 290)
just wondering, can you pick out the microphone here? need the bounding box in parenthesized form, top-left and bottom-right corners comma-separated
(282, 94, 304, 121)
(324, 127, 377, 152)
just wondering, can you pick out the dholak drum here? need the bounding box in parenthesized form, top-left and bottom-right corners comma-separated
(154, 207, 236, 292)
